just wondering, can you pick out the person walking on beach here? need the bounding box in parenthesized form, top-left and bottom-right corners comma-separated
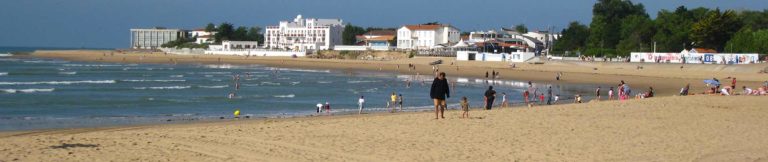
(484, 86, 496, 110)
(389, 92, 397, 113)
(501, 92, 508, 108)
(430, 72, 450, 119)
(547, 86, 553, 105)
(608, 87, 614, 100)
(460, 96, 470, 119)
(523, 90, 530, 104)
(595, 86, 602, 101)
(358, 96, 365, 114)
(397, 94, 404, 112)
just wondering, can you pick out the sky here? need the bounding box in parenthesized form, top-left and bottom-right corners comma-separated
(0, 0, 766, 48)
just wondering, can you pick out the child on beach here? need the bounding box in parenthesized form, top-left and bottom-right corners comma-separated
(390, 92, 397, 113)
(358, 96, 365, 114)
(501, 92, 508, 108)
(608, 87, 614, 100)
(575, 94, 583, 103)
(233, 109, 240, 119)
(539, 93, 545, 104)
(460, 96, 469, 119)
(554, 94, 560, 104)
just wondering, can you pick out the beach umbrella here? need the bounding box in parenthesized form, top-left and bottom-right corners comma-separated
(703, 79, 720, 86)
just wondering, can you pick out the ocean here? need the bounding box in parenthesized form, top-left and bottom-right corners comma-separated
(0, 47, 600, 131)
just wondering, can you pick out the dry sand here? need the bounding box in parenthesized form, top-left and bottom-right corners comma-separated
(1, 96, 767, 161)
(0, 50, 766, 161)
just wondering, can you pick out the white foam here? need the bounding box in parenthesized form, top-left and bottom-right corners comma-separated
(198, 72, 232, 75)
(121, 79, 185, 82)
(23, 60, 68, 64)
(58, 71, 77, 75)
(260, 82, 281, 86)
(169, 75, 184, 78)
(1, 88, 55, 93)
(198, 85, 229, 89)
(63, 64, 122, 67)
(269, 67, 330, 73)
(317, 81, 332, 84)
(0, 80, 115, 85)
(0, 72, 7, 76)
(290, 81, 300, 85)
(0, 53, 12, 57)
(348, 80, 379, 84)
(133, 86, 191, 90)
(273, 94, 295, 98)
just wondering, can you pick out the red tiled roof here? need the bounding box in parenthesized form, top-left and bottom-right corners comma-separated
(692, 48, 717, 53)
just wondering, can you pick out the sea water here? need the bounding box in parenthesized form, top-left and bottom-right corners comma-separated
(0, 49, 601, 131)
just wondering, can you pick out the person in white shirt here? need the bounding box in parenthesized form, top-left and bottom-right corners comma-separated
(316, 103, 323, 113)
(743, 86, 753, 95)
(358, 96, 365, 114)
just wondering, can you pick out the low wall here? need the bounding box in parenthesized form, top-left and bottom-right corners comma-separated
(630, 52, 759, 64)
(456, 51, 535, 62)
(204, 49, 306, 57)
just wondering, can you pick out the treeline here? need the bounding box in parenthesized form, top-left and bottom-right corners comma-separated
(162, 22, 265, 48)
(553, 0, 768, 56)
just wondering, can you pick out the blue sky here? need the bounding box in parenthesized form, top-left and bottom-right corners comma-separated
(0, 0, 765, 48)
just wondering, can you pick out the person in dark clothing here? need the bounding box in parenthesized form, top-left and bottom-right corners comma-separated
(546, 86, 553, 105)
(484, 86, 496, 110)
(430, 72, 450, 119)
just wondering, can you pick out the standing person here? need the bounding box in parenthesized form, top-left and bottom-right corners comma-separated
(316, 103, 323, 113)
(397, 94, 404, 112)
(554, 94, 560, 104)
(358, 96, 365, 114)
(483, 86, 496, 110)
(618, 84, 625, 101)
(430, 72, 450, 119)
(546, 86, 553, 105)
(324, 102, 331, 115)
(485, 71, 489, 78)
(389, 92, 397, 113)
(539, 93, 545, 104)
(523, 90, 530, 104)
(500, 92, 508, 108)
(731, 78, 737, 90)
(608, 87, 614, 100)
(595, 86, 602, 101)
(460, 96, 470, 119)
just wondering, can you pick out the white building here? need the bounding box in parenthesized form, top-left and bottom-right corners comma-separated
(265, 15, 344, 51)
(523, 31, 561, 55)
(188, 29, 216, 44)
(396, 24, 460, 49)
(130, 27, 186, 49)
(207, 41, 259, 51)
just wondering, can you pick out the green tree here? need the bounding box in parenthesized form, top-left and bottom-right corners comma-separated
(616, 15, 655, 56)
(737, 10, 768, 30)
(652, 7, 700, 52)
(232, 26, 248, 41)
(214, 22, 234, 43)
(514, 24, 528, 33)
(586, 0, 647, 55)
(690, 9, 743, 51)
(725, 28, 768, 54)
(204, 23, 216, 32)
(553, 21, 590, 55)
(246, 26, 264, 43)
(342, 24, 366, 45)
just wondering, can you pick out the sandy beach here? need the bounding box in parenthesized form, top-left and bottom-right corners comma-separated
(2, 95, 767, 161)
(0, 50, 766, 161)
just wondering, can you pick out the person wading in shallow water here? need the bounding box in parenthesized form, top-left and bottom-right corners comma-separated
(430, 72, 450, 119)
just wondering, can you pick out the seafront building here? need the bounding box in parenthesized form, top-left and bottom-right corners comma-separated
(396, 24, 461, 49)
(130, 27, 187, 49)
(188, 29, 216, 44)
(265, 15, 345, 51)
